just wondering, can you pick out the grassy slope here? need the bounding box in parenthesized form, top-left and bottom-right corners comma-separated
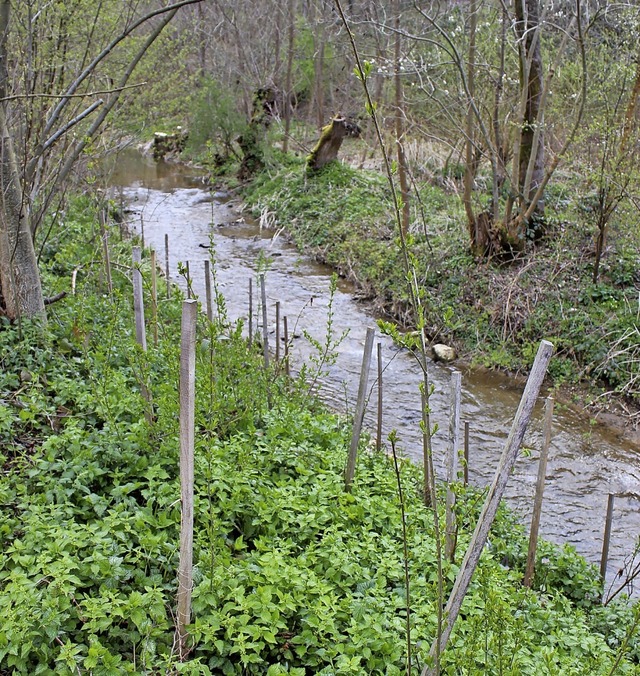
(1, 197, 639, 674)
(240, 156, 640, 421)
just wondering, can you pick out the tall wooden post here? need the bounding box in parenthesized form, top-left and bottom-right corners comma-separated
(345, 327, 375, 491)
(524, 396, 554, 587)
(176, 299, 197, 658)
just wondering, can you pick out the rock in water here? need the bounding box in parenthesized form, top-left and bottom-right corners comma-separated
(432, 344, 457, 362)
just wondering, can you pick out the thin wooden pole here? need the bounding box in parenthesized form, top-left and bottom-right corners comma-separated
(99, 209, 112, 296)
(445, 371, 462, 562)
(464, 421, 470, 486)
(283, 315, 290, 377)
(275, 301, 281, 363)
(140, 213, 145, 249)
(248, 279, 253, 346)
(423, 340, 554, 674)
(524, 396, 555, 587)
(185, 261, 191, 299)
(260, 274, 269, 370)
(204, 260, 213, 323)
(176, 299, 197, 659)
(422, 390, 431, 507)
(150, 249, 158, 347)
(132, 247, 147, 352)
(165, 234, 170, 299)
(600, 494, 616, 582)
(345, 327, 376, 491)
(376, 342, 383, 453)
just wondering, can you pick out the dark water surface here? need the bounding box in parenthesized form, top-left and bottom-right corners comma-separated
(107, 151, 640, 593)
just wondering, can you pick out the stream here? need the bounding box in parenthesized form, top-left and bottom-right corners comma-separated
(107, 151, 640, 594)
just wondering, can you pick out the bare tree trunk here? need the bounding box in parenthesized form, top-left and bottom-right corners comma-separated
(394, 0, 410, 236)
(464, 0, 478, 247)
(515, 0, 545, 220)
(282, 0, 296, 154)
(0, 0, 44, 321)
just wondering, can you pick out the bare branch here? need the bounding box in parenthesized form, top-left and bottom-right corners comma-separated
(41, 99, 103, 153)
(0, 81, 147, 102)
(43, 0, 203, 137)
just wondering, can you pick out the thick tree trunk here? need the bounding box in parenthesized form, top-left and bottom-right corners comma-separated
(0, 0, 45, 321)
(306, 116, 361, 171)
(515, 0, 545, 220)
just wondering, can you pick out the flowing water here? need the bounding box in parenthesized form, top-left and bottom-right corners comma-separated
(106, 151, 640, 593)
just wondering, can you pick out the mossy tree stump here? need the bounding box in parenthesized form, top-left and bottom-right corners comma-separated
(306, 116, 361, 171)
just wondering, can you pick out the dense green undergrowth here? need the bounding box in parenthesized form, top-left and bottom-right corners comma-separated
(1, 197, 640, 674)
(239, 157, 640, 411)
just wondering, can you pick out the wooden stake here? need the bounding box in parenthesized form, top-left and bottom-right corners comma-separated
(99, 209, 112, 296)
(524, 396, 555, 587)
(176, 299, 197, 659)
(165, 234, 170, 299)
(464, 421, 470, 486)
(186, 261, 191, 299)
(248, 279, 253, 346)
(345, 327, 375, 491)
(140, 213, 145, 249)
(600, 494, 616, 582)
(376, 342, 383, 453)
(260, 274, 269, 370)
(445, 371, 462, 562)
(204, 260, 213, 323)
(150, 249, 158, 347)
(421, 390, 431, 507)
(275, 301, 281, 363)
(423, 339, 554, 674)
(283, 315, 290, 377)
(132, 247, 147, 351)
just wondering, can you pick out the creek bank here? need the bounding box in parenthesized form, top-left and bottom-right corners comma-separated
(235, 158, 640, 436)
(3, 194, 639, 673)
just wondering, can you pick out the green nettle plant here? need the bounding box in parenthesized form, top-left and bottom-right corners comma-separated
(1, 198, 640, 673)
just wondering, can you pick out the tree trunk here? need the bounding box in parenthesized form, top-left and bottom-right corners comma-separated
(306, 116, 361, 171)
(394, 0, 410, 237)
(515, 0, 545, 222)
(0, 0, 45, 321)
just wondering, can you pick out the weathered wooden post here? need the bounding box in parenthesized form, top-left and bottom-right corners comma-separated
(204, 260, 213, 323)
(421, 390, 432, 507)
(99, 209, 112, 297)
(524, 396, 555, 587)
(600, 494, 616, 582)
(260, 274, 269, 370)
(248, 279, 253, 346)
(132, 247, 147, 351)
(176, 299, 197, 659)
(376, 342, 383, 453)
(150, 250, 158, 347)
(283, 315, 290, 377)
(445, 371, 462, 562)
(275, 301, 281, 363)
(345, 327, 375, 491)
(423, 339, 554, 675)
(165, 234, 170, 299)
(463, 421, 470, 486)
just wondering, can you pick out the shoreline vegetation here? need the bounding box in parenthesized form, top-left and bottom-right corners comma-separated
(2, 192, 640, 673)
(220, 150, 639, 445)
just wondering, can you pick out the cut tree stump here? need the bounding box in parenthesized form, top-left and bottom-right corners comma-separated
(306, 116, 361, 171)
